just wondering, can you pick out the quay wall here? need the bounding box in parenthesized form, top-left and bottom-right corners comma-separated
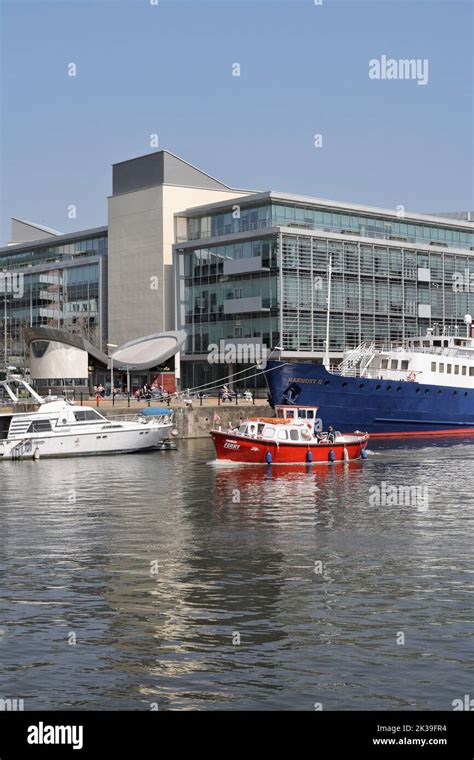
(100, 402, 271, 439)
(2, 400, 273, 439)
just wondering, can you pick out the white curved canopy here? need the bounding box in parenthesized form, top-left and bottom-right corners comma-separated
(111, 331, 186, 370)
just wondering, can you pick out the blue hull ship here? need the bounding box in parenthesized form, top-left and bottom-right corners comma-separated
(265, 334, 474, 437)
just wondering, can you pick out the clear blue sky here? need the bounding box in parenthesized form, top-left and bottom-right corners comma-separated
(0, 0, 472, 244)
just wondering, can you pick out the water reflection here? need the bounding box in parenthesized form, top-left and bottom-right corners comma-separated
(0, 439, 472, 710)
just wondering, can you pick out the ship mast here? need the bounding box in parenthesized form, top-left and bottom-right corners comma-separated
(324, 251, 332, 369)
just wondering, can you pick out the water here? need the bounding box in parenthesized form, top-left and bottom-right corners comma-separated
(0, 438, 473, 710)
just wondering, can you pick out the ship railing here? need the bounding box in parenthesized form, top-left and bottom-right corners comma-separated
(332, 367, 416, 380)
(338, 341, 376, 373)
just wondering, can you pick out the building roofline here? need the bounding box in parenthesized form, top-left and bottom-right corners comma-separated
(11, 217, 63, 236)
(177, 190, 474, 230)
(0, 226, 108, 256)
(112, 148, 254, 193)
(107, 183, 254, 201)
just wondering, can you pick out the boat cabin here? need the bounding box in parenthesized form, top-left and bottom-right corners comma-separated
(274, 404, 319, 421)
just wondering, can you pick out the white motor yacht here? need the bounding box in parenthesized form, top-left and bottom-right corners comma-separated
(0, 378, 175, 461)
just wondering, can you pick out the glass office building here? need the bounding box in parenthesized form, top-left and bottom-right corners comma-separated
(175, 192, 474, 389)
(0, 228, 107, 371)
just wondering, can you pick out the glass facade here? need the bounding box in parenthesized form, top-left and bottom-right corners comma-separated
(179, 238, 279, 354)
(184, 201, 474, 250)
(0, 233, 107, 368)
(177, 208, 474, 389)
(280, 235, 474, 352)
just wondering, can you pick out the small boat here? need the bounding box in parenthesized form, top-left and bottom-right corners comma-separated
(210, 405, 369, 464)
(0, 378, 175, 460)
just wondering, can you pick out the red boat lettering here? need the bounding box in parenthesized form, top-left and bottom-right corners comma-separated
(224, 441, 241, 450)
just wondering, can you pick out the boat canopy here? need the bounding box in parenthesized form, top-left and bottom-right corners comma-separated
(139, 407, 173, 416)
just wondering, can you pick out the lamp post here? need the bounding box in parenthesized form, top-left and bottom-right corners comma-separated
(3, 296, 8, 371)
(107, 343, 118, 400)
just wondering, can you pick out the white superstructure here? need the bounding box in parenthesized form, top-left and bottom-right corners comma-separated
(337, 333, 474, 388)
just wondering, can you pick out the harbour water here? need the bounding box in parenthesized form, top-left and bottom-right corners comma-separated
(0, 438, 473, 711)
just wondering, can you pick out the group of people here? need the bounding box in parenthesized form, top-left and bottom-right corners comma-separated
(314, 425, 336, 443)
(219, 384, 253, 402)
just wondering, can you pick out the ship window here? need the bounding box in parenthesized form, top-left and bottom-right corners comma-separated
(390, 360, 398, 370)
(342, 381, 348, 387)
(381, 359, 389, 369)
(425, 388, 429, 393)
(239, 424, 248, 434)
(416, 388, 421, 393)
(470, 368, 474, 377)
(277, 429, 289, 441)
(289, 429, 300, 441)
(28, 419, 52, 433)
(401, 360, 409, 371)
(423, 340, 430, 347)
(464, 392, 468, 397)
(437, 389, 442, 395)
(454, 365, 459, 375)
(453, 391, 458, 396)
(324, 380, 330, 385)
(462, 366, 466, 375)
(359, 383, 365, 389)
(74, 410, 102, 422)
(306, 410, 314, 419)
(397, 386, 401, 391)
(439, 363, 444, 372)
(431, 362, 436, 371)
(298, 409, 307, 418)
(386, 385, 392, 391)
(376, 384, 381, 390)
(443, 340, 449, 347)
(262, 426, 275, 438)
(447, 364, 452, 374)
(433, 340, 441, 347)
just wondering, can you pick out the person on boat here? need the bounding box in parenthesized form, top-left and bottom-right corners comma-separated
(327, 425, 335, 444)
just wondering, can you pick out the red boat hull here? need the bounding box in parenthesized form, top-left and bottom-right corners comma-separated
(210, 429, 368, 464)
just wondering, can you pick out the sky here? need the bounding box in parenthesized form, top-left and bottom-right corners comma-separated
(0, 0, 472, 245)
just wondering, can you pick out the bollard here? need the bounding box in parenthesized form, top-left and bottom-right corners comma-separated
(127, 393, 130, 408)
(80, 392, 83, 405)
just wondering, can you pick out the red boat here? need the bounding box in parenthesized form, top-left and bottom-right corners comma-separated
(210, 406, 369, 465)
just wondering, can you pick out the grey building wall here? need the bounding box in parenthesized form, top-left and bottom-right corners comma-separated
(108, 185, 165, 347)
